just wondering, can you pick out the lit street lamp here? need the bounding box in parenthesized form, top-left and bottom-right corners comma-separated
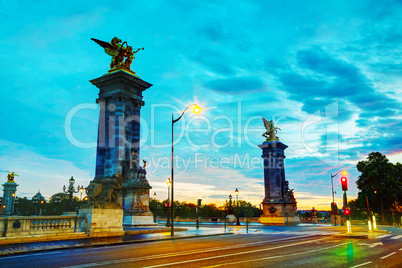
(13, 196, 19, 215)
(171, 104, 201, 236)
(79, 186, 84, 201)
(32, 195, 39, 215)
(10, 192, 16, 215)
(166, 178, 171, 227)
(63, 176, 79, 211)
(235, 188, 240, 226)
(40, 200, 44, 215)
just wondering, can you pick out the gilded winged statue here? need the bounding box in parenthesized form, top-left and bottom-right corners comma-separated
(91, 37, 143, 71)
(7, 171, 18, 182)
(262, 117, 280, 141)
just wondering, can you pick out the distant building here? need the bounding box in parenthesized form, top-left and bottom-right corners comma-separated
(32, 191, 45, 202)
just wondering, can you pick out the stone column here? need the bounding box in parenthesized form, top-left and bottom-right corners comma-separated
(258, 141, 299, 225)
(1, 180, 18, 216)
(90, 70, 152, 179)
(89, 70, 154, 225)
(259, 141, 288, 203)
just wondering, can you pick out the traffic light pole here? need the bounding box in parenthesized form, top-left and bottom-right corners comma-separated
(343, 191, 352, 234)
(330, 172, 340, 226)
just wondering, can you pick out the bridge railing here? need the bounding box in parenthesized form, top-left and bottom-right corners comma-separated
(0, 215, 83, 237)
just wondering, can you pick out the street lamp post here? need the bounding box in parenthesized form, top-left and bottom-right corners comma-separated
(330, 171, 341, 226)
(13, 196, 19, 215)
(32, 195, 39, 215)
(151, 192, 157, 223)
(166, 178, 171, 227)
(40, 200, 44, 216)
(63, 176, 79, 211)
(235, 188, 240, 226)
(224, 200, 227, 231)
(176, 205, 181, 223)
(55, 195, 62, 214)
(171, 104, 201, 236)
(10, 192, 16, 216)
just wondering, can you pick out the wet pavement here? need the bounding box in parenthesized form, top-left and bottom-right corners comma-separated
(0, 222, 396, 257)
(0, 225, 234, 256)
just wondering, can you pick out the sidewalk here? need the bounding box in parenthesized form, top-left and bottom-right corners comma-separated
(0, 226, 233, 257)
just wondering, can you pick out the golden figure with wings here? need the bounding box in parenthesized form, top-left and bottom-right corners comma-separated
(91, 37, 143, 73)
(262, 117, 280, 141)
(7, 171, 18, 182)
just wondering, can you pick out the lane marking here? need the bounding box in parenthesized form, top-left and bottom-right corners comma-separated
(358, 242, 383, 248)
(350, 261, 373, 268)
(380, 252, 396, 259)
(203, 241, 351, 268)
(62, 237, 329, 268)
(0, 250, 64, 259)
(143, 237, 331, 268)
(376, 234, 391, 239)
(62, 234, 324, 267)
(391, 235, 402, 239)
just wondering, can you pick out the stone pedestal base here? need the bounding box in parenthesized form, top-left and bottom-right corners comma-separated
(227, 214, 236, 222)
(259, 201, 300, 226)
(311, 216, 318, 224)
(259, 215, 301, 225)
(79, 208, 124, 237)
(122, 185, 156, 227)
(123, 212, 156, 227)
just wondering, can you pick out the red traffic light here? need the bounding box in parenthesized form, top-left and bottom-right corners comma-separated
(344, 208, 350, 215)
(341, 176, 348, 191)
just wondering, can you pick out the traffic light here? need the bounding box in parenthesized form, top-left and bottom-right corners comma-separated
(341, 171, 348, 191)
(344, 208, 350, 216)
(197, 199, 202, 207)
(331, 202, 339, 214)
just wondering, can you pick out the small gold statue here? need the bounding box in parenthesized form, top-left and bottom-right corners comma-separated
(7, 171, 18, 182)
(262, 117, 281, 141)
(91, 37, 143, 73)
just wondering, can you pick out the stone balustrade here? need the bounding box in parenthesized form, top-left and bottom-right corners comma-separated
(0, 215, 83, 237)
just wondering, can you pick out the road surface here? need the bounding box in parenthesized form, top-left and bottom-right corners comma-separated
(0, 225, 401, 267)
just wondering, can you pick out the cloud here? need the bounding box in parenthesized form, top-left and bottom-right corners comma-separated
(0, 139, 92, 199)
(204, 76, 267, 95)
(192, 49, 236, 76)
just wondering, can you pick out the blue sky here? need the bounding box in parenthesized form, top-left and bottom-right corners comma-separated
(0, 0, 401, 210)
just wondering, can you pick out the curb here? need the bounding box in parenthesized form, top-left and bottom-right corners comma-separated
(332, 234, 368, 239)
(0, 232, 234, 257)
(373, 230, 389, 233)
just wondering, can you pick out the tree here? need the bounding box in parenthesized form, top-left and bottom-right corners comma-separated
(356, 152, 402, 224)
(348, 198, 367, 220)
(14, 197, 34, 215)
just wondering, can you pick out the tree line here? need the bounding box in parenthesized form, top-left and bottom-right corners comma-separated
(349, 152, 402, 225)
(8, 193, 86, 216)
(149, 199, 261, 219)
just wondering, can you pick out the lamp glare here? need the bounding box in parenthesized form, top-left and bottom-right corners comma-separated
(193, 105, 201, 114)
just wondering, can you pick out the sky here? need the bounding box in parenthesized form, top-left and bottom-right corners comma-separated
(0, 0, 401, 210)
